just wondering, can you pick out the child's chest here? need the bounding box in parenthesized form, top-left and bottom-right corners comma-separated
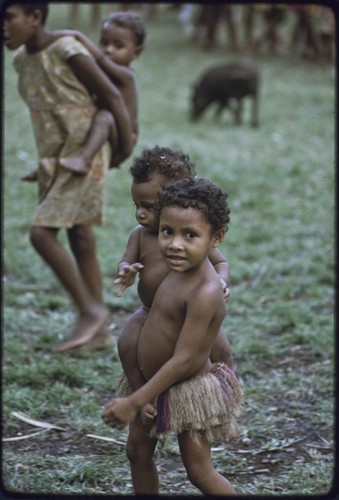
(139, 233, 169, 282)
(137, 234, 169, 307)
(154, 273, 193, 319)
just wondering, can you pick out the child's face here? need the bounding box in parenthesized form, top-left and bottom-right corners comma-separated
(3, 5, 37, 50)
(131, 172, 168, 234)
(158, 206, 224, 273)
(99, 22, 141, 67)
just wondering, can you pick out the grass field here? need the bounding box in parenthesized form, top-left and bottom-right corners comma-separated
(2, 3, 335, 497)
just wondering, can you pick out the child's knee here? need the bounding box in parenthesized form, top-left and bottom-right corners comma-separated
(30, 225, 48, 251)
(126, 437, 154, 465)
(117, 321, 140, 361)
(117, 333, 129, 359)
(220, 345, 233, 367)
(68, 225, 95, 255)
(95, 110, 115, 130)
(210, 332, 233, 366)
(117, 332, 138, 367)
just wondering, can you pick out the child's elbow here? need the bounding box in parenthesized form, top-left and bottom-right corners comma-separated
(175, 353, 194, 374)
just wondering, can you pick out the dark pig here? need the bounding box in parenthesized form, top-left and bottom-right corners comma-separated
(191, 60, 260, 127)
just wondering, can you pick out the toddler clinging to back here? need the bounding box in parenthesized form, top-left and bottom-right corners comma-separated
(115, 146, 233, 395)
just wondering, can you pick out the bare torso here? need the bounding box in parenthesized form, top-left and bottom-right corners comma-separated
(137, 260, 226, 382)
(137, 228, 169, 308)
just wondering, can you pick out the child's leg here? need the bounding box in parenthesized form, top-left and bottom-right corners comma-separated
(178, 431, 237, 495)
(29, 225, 108, 352)
(117, 307, 149, 390)
(67, 225, 104, 304)
(210, 329, 233, 367)
(60, 110, 117, 175)
(126, 418, 159, 494)
(66, 224, 112, 350)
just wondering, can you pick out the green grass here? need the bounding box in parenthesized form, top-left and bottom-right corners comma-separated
(2, 3, 335, 497)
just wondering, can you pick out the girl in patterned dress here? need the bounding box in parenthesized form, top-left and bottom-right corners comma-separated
(4, 3, 133, 352)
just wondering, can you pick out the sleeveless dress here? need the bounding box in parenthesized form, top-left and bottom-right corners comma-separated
(13, 36, 110, 228)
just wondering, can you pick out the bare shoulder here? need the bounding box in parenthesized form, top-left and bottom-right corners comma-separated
(101, 57, 136, 87)
(196, 276, 224, 304)
(128, 225, 155, 250)
(125, 225, 143, 246)
(186, 272, 225, 314)
(130, 224, 144, 236)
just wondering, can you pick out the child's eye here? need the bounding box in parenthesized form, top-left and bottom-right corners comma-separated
(186, 232, 196, 239)
(99, 38, 109, 47)
(161, 228, 172, 236)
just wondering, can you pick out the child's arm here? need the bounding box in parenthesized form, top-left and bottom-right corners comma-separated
(103, 286, 221, 427)
(67, 53, 133, 160)
(55, 30, 133, 87)
(209, 247, 230, 301)
(114, 227, 143, 296)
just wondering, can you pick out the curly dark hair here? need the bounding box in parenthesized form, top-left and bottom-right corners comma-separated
(156, 177, 230, 233)
(130, 146, 196, 184)
(103, 11, 146, 47)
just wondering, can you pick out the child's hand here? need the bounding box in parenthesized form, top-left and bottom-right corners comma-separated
(220, 278, 230, 302)
(140, 403, 157, 425)
(102, 397, 136, 429)
(114, 263, 144, 296)
(21, 169, 38, 182)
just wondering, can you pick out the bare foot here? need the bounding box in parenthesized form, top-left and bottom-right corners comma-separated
(81, 327, 114, 352)
(53, 306, 109, 353)
(21, 169, 38, 182)
(60, 157, 91, 175)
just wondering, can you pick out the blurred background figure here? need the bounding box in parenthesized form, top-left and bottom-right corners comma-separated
(178, 3, 200, 39)
(192, 3, 240, 51)
(289, 4, 335, 65)
(289, 4, 320, 61)
(317, 6, 335, 66)
(69, 3, 101, 28)
(68, 3, 160, 26)
(67, 3, 335, 68)
(250, 4, 287, 54)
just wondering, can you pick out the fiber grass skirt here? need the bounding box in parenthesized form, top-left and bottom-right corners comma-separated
(116, 362, 243, 444)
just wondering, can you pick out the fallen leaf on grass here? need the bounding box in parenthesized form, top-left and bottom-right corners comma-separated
(11, 411, 66, 431)
(304, 443, 333, 451)
(253, 437, 304, 454)
(86, 433, 126, 445)
(3, 429, 50, 442)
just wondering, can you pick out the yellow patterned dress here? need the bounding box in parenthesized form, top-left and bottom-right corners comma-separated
(13, 36, 110, 228)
